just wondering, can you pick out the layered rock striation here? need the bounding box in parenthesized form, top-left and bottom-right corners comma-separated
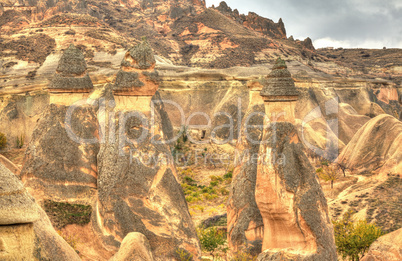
(49, 44, 94, 105)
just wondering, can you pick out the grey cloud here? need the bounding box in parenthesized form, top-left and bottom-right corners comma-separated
(206, 0, 402, 48)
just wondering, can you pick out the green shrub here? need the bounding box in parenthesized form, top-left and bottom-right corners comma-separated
(210, 175, 223, 182)
(220, 188, 229, 195)
(333, 211, 383, 261)
(175, 248, 193, 261)
(183, 176, 195, 184)
(197, 227, 227, 258)
(210, 181, 219, 187)
(223, 171, 233, 180)
(0, 132, 6, 149)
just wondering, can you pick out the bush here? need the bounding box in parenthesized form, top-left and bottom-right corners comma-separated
(0, 132, 6, 149)
(223, 171, 233, 180)
(197, 227, 227, 258)
(333, 211, 383, 261)
(175, 248, 193, 261)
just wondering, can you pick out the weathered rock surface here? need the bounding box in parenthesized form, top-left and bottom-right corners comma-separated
(0, 163, 39, 225)
(49, 44, 94, 93)
(337, 114, 402, 174)
(20, 104, 100, 204)
(360, 228, 402, 261)
(256, 123, 337, 260)
(0, 162, 79, 260)
(109, 232, 154, 261)
(33, 205, 81, 261)
(114, 39, 159, 96)
(227, 86, 265, 256)
(94, 104, 201, 260)
(0, 162, 39, 260)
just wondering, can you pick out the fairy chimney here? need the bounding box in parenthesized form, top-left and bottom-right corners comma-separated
(260, 57, 299, 123)
(113, 38, 159, 112)
(49, 44, 94, 105)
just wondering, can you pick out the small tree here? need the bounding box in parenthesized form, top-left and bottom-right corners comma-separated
(333, 211, 383, 261)
(336, 162, 348, 177)
(197, 227, 227, 259)
(316, 164, 340, 189)
(0, 132, 6, 150)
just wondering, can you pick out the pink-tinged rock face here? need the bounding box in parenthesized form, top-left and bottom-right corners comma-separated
(376, 87, 399, 104)
(255, 122, 337, 260)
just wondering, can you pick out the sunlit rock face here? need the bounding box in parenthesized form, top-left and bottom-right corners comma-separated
(93, 41, 201, 260)
(256, 122, 336, 260)
(337, 114, 402, 175)
(48, 44, 94, 105)
(0, 163, 40, 261)
(255, 59, 336, 260)
(227, 80, 265, 257)
(20, 104, 100, 204)
(109, 232, 154, 261)
(360, 228, 402, 261)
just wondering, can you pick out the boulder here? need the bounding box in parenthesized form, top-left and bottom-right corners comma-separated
(109, 233, 154, 261)
(360, 228, 402, 261)
(0, 163, 40, 260)
(0, 163, 39, 225)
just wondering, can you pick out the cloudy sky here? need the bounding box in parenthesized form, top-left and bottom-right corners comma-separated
(205, 0, 402, 49)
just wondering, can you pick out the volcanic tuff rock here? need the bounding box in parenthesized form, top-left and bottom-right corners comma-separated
(213, 1, 286, 39)
(0, 162, 39, 260)
(256, 123, 337, 261)
(49, 44, 94, 93)
(94, 87, 201, 259)
(33, 205, 81, 261)
(109, 232, 154, 261)
(227, 81, 265, 257)
(0, 162, 80, 260)
(337, 114, 402, 175)
(260, 57, 299, 99)
(0, 163, 39, 225)
(20, 104, 100, 204)
(360, 228, 402, 261)
(114, 39, 159, 96)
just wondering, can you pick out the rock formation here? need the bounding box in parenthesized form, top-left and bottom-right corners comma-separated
(114, 38, 159, 111)
(109, 233, 154, 261)
(33, 205, 81, 261)
(337, 114, 402, 175)
(0, 162, 39, 260)
(227, 79, 265, 256)
(20, 103, 100, 203)
(94, 40, 201, 260)
(214, 1, 287, 39)
(255, 59, 337, 260)
(260, 57, 299, 122)
(360, 228, 402, 261)
(49, 44, 94, 106)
